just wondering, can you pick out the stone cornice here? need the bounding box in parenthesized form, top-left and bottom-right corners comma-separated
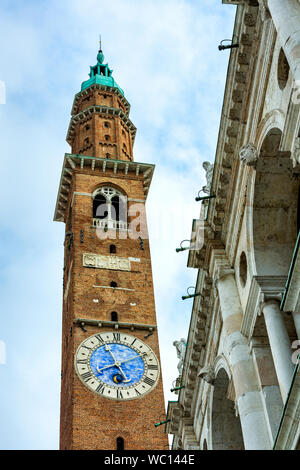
(71, 83, 131, 117)
(179, 269, 213, 415)
(54, 153, 155, 222)
(206, 5, 260, 239)
(66, 105, 137, 146)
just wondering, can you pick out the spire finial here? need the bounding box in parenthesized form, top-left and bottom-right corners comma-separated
(97, 34, 104, 64)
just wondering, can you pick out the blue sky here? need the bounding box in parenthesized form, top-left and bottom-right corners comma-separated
(0, 0, 235, 449)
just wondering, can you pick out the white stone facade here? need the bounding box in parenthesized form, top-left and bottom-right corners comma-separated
(166, 0, 300, 450)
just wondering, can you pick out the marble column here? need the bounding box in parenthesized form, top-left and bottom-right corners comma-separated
(216, 269, 271, 450)
(292, 311, 300, 340)
(267, 0, 300, 81)
(262, 299, 294, 402)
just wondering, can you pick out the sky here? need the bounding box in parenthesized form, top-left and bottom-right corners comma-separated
(0, 0, 236, 450)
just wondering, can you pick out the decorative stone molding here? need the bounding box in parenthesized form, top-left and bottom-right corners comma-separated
(83, 253, 131, 271)
(291, 136, 300, 167)
(198, 366, 215, 385)
(239, 143, 258, 166)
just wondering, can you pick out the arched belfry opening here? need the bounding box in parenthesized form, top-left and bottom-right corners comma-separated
(253, 128, 299, 275)
(92, 186, 127, 227)
(211, 369, 244, 450)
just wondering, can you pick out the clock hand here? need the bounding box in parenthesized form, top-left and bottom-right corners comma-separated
(116, 364, 131, 383)
(119, 355, 140, 366)
(119, 351, 150, 367)
(97, 362, 116, 374)
(105, 344, 118, 363)
(104, 344, 131, 383)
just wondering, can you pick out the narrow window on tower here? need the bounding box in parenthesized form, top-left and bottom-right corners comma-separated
(111, 312, 118, 322)
(116, 436, 124, 450)
(106, 153, 111, 159)
(110, 282, 118, 288)
(104, 121, 110, 128)
(110, 244, 116, 254)
(105, 135, 110, 141)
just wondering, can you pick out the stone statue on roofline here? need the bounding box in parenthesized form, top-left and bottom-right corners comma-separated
(173, 338, 187, 376)
(202, 161, 214, 194)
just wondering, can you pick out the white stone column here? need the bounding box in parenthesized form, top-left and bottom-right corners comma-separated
(262, 300, 294, 402)
(267, 0, 300, 80)
(292, 311, 300, 339)
(216, 269, 271, 450)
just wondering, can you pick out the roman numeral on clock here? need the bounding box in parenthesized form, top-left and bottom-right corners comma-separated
(113, 332, 120, 341)
(143, 376, 155, 387)
(116, 389, 123, 400)
(96, 383, 105, 394)
(147, 364, 158, 370)
(95, 334, 104, 344)
(81, 371, 93, 382)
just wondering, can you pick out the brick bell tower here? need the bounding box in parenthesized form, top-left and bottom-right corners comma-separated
(54, 44, 168, 450)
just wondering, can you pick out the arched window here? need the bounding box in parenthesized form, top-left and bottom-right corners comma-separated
(116, 436, 124, 450)
(105, 135, 110, 141)
(92, 186, 127, 225)
(93, 193, 109, 219)
(104, 121, 110, 128)
(111, 312, 118, 322)
(110, 281, 118, 288)
(105, 153, 111, 159)
(110, 244, 116, 254)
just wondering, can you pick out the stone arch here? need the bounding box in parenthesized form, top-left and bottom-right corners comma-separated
(245, 111, 286, 277)
(211, 368, 244, 450)
(252, 127, 298, 275)
(92, 185, 127, 223)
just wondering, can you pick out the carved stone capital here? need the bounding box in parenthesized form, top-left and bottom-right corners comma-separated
(239, 143, 258, 166)
(258, 0, 270, 22)
(198, 365, 215, 385)
(214, 265, 235, 286)
(260, 296, 281, 312)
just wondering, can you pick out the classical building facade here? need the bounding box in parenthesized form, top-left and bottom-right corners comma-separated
(54, 46, 168, 450)
(167, 0, 300, 450)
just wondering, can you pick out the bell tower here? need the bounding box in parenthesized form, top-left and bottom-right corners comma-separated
(54, 45, 168, 450)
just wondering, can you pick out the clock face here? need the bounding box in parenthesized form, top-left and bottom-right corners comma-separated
(74, 331, 160, 401)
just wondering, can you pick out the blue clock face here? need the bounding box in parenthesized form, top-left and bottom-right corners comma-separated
(75, 332, 160, 401)
(90, 343, 145, 387)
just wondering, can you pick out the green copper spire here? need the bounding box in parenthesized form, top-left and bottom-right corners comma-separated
(81, 41, 124, 95)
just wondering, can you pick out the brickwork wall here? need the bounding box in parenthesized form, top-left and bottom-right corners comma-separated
(59, 118, 168, 449)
